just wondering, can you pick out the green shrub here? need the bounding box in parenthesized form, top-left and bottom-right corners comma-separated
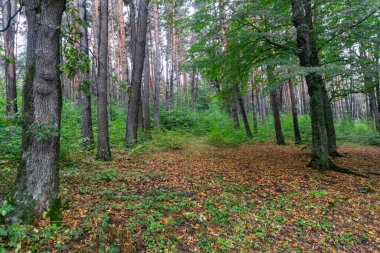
(160, 107, 200, 131)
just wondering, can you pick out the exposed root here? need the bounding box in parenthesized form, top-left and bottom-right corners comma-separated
(329, 151, 343, 158)
(308, 158, 368, 178)
(328, 161, 368, 178)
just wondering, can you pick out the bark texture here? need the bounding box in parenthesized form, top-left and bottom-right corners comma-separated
(236, 86, 253, 139)
(13, 0, 66, 223)
(96, 0, 111, 160)
(288, 78, 302, 144)
(251, 81, 258, 133)
(153, 2, 161, 126)
(291, 0, 330, 169)
(126, 0, 150, 145)
(267, 65, 285, 145)
(78, 0, 94, 147)
(3, 0, 18, 117)
(143, 41, 151, 135)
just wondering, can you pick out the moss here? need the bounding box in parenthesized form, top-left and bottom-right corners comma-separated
(48, 197, 62, 225)
(25, 64, 35, 85)
(10, 193, 38, 224)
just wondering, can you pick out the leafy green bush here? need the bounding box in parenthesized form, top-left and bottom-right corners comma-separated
(160, 107, 200, 131)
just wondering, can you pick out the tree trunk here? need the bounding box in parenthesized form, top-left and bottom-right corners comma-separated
(3, 0, 18, 117)
(360, 44, 380, 133)
(260, 86, 267, 125)
(288, 78, 302, 144)
(91, 0, 99, 86)
(143, 41, 151, 136)
(126, 0, 150, 145)
(190, 68, 197, 109)
(300, 76, 308, 115)
(267, 65, 285, 145)
(117, 0, 129, 86)
(291, 0, 331, 169)
(153, 2, 161, 126)
(236, 86, 253, 139)
(78, 0, 94, 148)
(322, 85, 339, 156)
(12, 0, 66, 223)
(232, 97, 240, 130)
(251, 79, 258, 132)
(96, 0, 111, 161)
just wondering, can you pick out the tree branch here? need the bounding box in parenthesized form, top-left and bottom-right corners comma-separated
(0, 2, 23, 33)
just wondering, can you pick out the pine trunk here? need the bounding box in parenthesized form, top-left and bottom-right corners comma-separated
(267, 65, 285, 145)
(153, 2, 161, 126)
(126, 0, 150, 145)
(3, 0, 18, 117)
(78, 0, 94, 147)
(143, 41, 151, 135)
(96, 0, 111, 161)
(288, 78, 302, 144)
(236, 86, 253, 139)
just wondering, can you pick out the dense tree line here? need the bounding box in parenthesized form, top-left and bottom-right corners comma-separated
(0, 0, 378, 222)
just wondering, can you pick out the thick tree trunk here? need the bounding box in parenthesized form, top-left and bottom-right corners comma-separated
(143, 42, 151, 135)
(96, 0, 111, 161)
(267, 65, 285, 145)
(153, 2, 161, 126)
(78, 0, 94, 148)
(322, 85, 339, 156)
(3, 0, 18, 117)
(12, 0, 66, 223)
(126, 0, 150, 145)
(291, 0, 331, 169)
(288, 78, 302, 144)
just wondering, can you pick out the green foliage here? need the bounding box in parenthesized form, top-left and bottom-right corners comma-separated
(27, 122, 59, 141)
(161, 107, 200, 131)
(60, 0, 91, 79)
(310, 190, 329, 198)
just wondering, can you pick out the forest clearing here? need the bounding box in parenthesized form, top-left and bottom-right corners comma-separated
(0, 0, 379, 251)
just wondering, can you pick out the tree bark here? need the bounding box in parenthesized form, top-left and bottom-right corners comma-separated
(153, 2, 161, 126)
(291, 0, 331, 169)
(236, 86, 253, 139)
(288, 78, 302, 144)
(267, 65, 285, 145)
(12, 0, 66, 223)
(259, 85, 267, 125)
(143, 41, 151, 135)
(78, 0, 94, 148)
(322, 85, 339, 156)
(231, 97, 240, 130)
(3, 0, 18, 117)
(96, 0, 111, 161)
(117, 0, 129, 86)
(126, 0, 150, 145)
(251, 79, 258, 132)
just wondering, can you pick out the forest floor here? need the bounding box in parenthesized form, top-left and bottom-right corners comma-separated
(2, 140, 380, 252)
